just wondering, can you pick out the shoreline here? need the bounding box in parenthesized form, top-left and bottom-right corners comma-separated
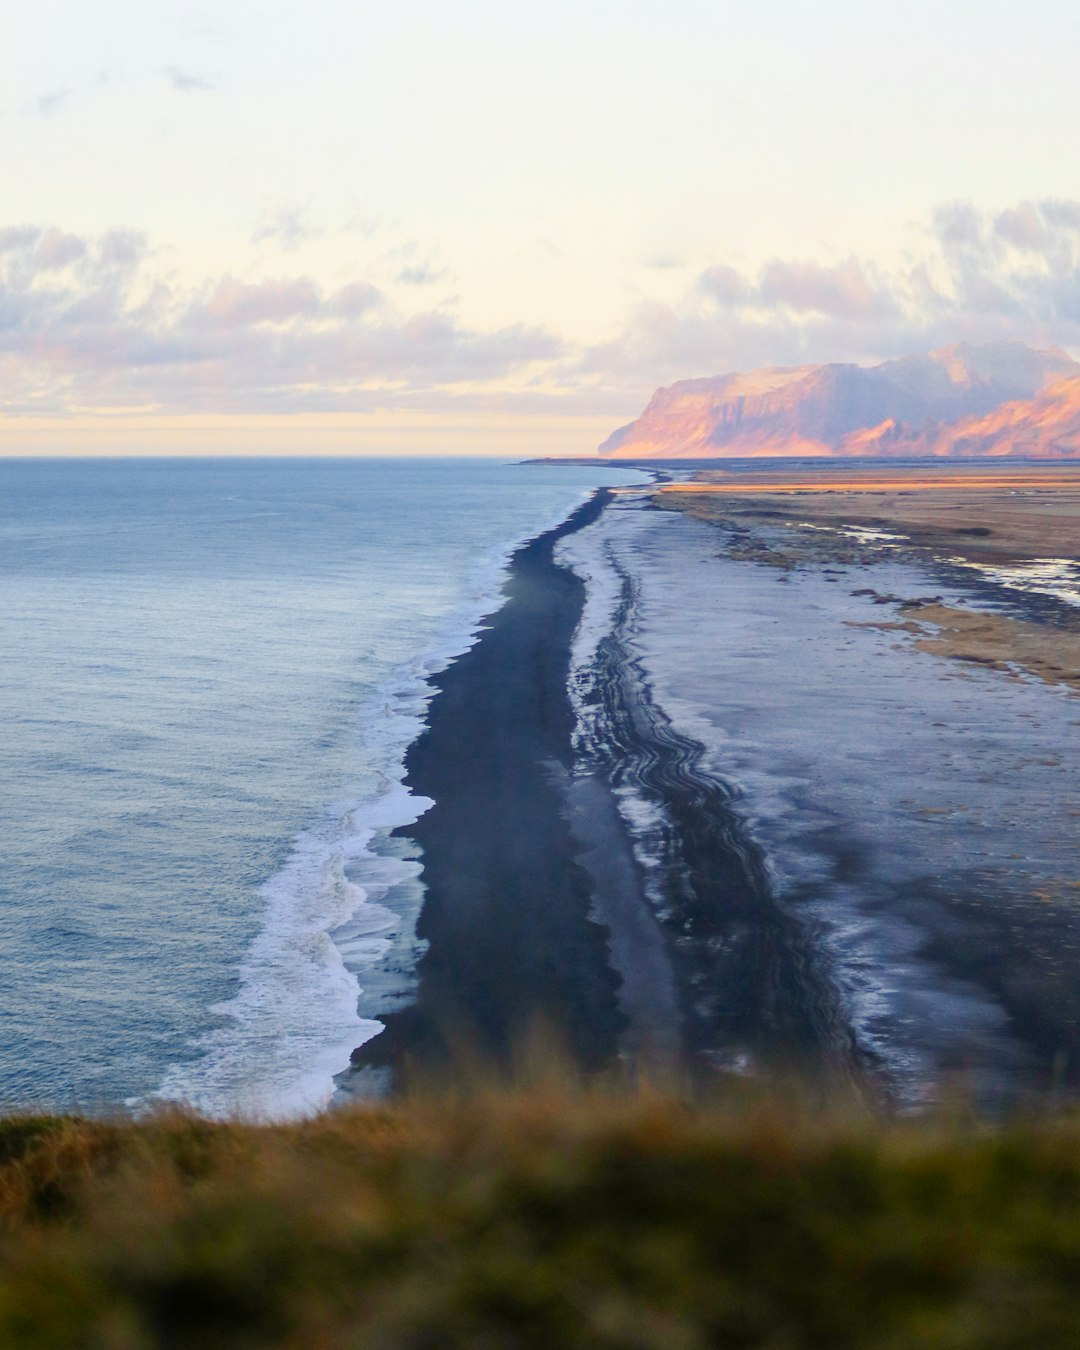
(560, 533, 866, 1087)
(347, 487, 871, 1093)
(349, 490, 626, 1083)
(346, 468, 1080, 1106)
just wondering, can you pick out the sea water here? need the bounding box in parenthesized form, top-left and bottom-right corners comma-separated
(0, 457, 638, 1117)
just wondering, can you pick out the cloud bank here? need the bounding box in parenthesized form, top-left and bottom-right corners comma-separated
(0, 227, 562, 415)
(3, 200, 1080, 419)
(585, 199, 1080, 390)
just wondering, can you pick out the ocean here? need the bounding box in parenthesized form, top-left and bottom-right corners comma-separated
(0, 457, 638, 1118)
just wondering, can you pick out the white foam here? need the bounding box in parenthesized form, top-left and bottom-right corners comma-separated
(152, 473, 646, 1121)
(947, 556, 1080, 609)
(153, 796, 412, 1121)
(798, 521, 905, 545)
(556, 490, 655, 757)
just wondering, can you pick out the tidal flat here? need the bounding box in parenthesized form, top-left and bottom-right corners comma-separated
(655, 461, 1080, 692)
(642, 464, 1080, 1106)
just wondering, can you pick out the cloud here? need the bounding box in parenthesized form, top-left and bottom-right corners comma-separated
(697, 265, 750, 306)
(582, 198, 1080, 390)
(27, 72, 117, 120)
(384, 240, 450, 290)
(200, 277, 322, 328)
(697, 257, 894, 321)
(932, 201, 985, 257)
(757, 258, 894, 320)
(0, 227, 41, 254)
(164, 66, 217, 93)
(331, 282, 383, 317)
(96, 229, 148, 273)
(34, 230, 87, 271)
(994, 205, 1046, 253)
(4, 199, 1080, 421)
(0, 226, 563, 416)
(341, 211, 382, 239)
(251, 209, 321, 251)
(34, 89, 70, 117)
(1040, 200, 1080, 232)
(396, 263, 447, 286)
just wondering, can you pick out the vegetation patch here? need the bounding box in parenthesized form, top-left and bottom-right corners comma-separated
(1, 1087, 1080, 1347)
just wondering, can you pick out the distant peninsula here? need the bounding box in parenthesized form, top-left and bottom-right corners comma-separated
(600, 341, 1080, 459)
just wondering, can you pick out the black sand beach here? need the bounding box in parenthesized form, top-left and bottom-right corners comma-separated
(352, 477, 1080, 1106)
(352, 489, 867, 1090)
(352, 492, 625, 1078)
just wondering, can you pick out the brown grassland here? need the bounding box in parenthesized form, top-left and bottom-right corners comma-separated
(3, 1071, 1080, 1348)
(650, 463, 1080, 564)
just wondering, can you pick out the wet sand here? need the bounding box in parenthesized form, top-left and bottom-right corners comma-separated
(654, 463, 1080, 693)
(349, 489, 866, 1091)
(579, 498, 1080, 1106)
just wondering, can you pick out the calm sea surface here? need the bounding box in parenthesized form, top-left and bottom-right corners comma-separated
(0, 457, 633, 1116)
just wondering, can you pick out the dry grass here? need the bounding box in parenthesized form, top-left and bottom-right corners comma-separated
(1, 1076, 1080, 1347)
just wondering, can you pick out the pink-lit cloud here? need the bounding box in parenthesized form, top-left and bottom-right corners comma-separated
(3, 200, 1080, 420)
(0, 227, 563, 416)
(697, 265, 750, 306)
(200, 277, 322, 328)
(757, 258, 894, 321)
(582, 199, 1080, 392)
(994, 205, 1046, 253)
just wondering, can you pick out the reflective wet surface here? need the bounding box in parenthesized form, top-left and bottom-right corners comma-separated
(560, 496, 1080, 1108)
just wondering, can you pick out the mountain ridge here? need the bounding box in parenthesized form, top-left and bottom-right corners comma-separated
(600, 342, 1080, 459)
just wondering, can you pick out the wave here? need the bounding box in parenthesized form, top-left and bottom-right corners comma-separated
(150, 484, 620, 1121)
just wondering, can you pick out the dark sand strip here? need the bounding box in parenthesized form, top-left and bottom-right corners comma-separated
(577, 551, 867, 1087)
(559, 767, 683, 1067)
(349, 490, 870, 1094)
(351, 492, 625, 1081)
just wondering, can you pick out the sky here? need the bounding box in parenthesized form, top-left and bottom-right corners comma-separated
(3, 0, 1080, 454)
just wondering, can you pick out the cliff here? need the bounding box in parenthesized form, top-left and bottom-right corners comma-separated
(851, 373, 1080, 458)
(600, 342, 1080, 458)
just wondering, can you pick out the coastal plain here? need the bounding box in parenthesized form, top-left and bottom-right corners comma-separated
(652, 461, 1080, 563)
(651, 461, 1080, 694)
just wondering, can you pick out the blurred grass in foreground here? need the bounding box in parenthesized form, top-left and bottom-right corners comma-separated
(2, 1071, 1080, 1348)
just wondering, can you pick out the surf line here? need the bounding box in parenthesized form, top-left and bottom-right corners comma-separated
(347, 488, 623, 1086)
(347, 487, 869, 1093)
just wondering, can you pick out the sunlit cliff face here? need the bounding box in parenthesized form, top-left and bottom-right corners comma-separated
(913, 374, 1080, 458)
(600, 343, 1080, 459)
